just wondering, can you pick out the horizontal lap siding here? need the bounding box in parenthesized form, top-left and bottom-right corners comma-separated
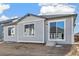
(57, 17, 73, 44)
(17, 16, 45, 43)
(3, 25, 17, 42)
(45, 17, 73, 44)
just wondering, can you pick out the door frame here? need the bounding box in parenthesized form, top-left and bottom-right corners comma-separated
(48, 19, 66, 41)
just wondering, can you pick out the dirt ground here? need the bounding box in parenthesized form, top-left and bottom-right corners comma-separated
(0, 42, 79, 56)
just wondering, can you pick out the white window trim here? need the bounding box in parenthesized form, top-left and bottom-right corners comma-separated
(7, 25, 15, 37)
(48, 19, 66, 41)
(23, 23, 35, 37)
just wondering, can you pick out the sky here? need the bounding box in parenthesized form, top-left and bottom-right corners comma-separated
(0, 3, 79, 33)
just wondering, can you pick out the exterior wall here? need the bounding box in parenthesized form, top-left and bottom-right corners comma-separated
(17, 16, 45, 43)
(57, 17, 73, 44)
(3, 25, 17, 42)
(3, 15, 74, 45)
(45, 16, 74, 45)
(0, 25, 3, 40)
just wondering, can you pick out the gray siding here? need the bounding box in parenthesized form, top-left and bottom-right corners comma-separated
(3, 16, 45, 43)
(3, 25, 17, 42)
(57, 17, 73, 44)
(17, 16, 45, 43)
(0, 25, 3, 40)
(3, 15, 74, 45)
(45, 16, 74, 44)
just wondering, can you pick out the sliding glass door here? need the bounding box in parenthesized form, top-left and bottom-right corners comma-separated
(48, 20, 65, 41)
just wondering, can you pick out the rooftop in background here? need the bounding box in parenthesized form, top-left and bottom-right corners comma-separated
(0, 18, 19, 24)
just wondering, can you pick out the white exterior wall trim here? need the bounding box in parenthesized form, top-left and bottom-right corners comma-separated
(16, 25, 18, 42)
(43, 20, 45, 43)
(72, 17, 74, 44)
(17, 40, 44, 43)
(3, 26, 5, 41)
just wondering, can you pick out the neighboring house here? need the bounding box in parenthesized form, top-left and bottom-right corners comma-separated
(1, 14, 77, 46)
(75, 33, 79, 36)
(74, 33, 79, 42)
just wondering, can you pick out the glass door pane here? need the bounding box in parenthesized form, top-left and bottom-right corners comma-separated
(50, 22, 56, 39)
(56, 21, 64, 39)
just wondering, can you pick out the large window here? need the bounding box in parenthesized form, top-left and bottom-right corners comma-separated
(8, 27, 15, 36)
(24, 24, 34, 36)
(49, 21, 64, 40)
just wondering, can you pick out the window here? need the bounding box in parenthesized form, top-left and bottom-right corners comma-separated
(24, 24, 34, 36)
(49, 21, 64, 40)
(8, 27, 15, 36)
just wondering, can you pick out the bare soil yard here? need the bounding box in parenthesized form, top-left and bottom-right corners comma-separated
(0, 42, 79, 56)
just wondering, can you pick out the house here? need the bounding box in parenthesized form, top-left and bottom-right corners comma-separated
(74, 33, 79, 42)
(1, 14, 77, 46)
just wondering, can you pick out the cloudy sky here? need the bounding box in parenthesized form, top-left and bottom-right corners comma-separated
(0, 3, 79, 33)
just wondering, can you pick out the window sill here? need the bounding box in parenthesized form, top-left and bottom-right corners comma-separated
(23, 35, 35, 37)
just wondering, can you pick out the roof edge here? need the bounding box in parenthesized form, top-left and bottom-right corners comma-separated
(1, 13, 77, 26)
